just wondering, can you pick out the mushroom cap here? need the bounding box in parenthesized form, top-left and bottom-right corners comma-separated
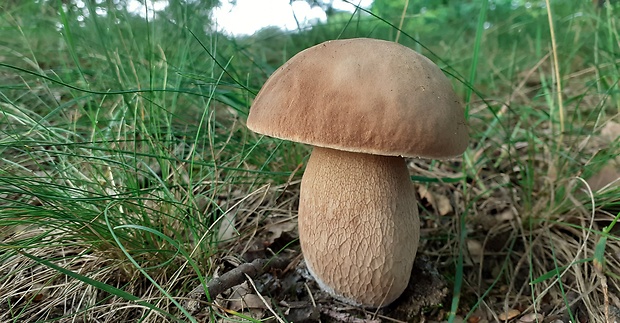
(247, 38, 469, 159)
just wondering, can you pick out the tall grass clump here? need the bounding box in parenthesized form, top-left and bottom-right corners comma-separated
(0, 1, 285, 321)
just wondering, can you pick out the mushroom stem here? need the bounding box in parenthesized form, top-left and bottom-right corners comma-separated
(299, 146, 420, 308)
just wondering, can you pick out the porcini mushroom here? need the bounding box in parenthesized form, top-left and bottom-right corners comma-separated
(247, 38, 469, 308)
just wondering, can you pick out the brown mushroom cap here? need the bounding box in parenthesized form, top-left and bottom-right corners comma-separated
(247, 38, 469, 159)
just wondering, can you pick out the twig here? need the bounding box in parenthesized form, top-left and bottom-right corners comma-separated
(183, 256, 289, 313)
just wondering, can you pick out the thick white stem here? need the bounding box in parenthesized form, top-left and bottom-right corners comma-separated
(298, 146, 420, 308)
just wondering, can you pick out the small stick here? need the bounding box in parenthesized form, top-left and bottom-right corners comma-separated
(184, 256, 290, 312)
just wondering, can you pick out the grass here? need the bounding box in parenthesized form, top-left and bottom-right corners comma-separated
(1, 0, 620, 322)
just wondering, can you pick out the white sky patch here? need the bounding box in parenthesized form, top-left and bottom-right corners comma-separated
(212, 0, 373, 36)
(212, 0, 323, 35)
(122, 0, 372, 35)
(330, 0, 373, 12)
(127, 0, 169, 20)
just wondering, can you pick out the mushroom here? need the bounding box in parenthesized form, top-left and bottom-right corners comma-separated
(247, 38, 469, 308)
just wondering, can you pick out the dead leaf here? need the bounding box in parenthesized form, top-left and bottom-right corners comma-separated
(584, 120, 620, 192)
(418, 186, 453, 216)
(518, 313, 544, 323)
(265, 220, 297, 246)
(228, 293, 271, 312)
(498, 309, 521, 321)
(467, 239, 484, 261)
(436, 194, 453, 216)
(218, 212, 237, 242)
(586, 164, 620, 192)
(497, 209, 515, 222)
(601, 120, 620, 143)
(418, 186, 434, 203)
(226, 282, 272, 318)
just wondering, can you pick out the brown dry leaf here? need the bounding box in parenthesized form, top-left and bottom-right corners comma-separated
(466, 239, 484, 262)
(266, 220, 297, 245)
(497, 209, 515, 222)
(418, 186, 434, 203)
(601, 120, 620, 143)
(436, 193, 453, 216)
(586, 163, 620, 192)
(228, 293, 272, 312)
(517, 313, 544, 323)
(498, 309, 521, 321)
(585, 120, 620, 191)
(228, 282, 271, 313)
(418, 186, 453, 216)
(217, 212, 237, 242)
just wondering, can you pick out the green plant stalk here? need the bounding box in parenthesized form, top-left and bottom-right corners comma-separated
(594, 212, 620, 273)
(463, 0, 488, 120)
(544, 0, 565, 139)
(448, 2, 488, 322)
